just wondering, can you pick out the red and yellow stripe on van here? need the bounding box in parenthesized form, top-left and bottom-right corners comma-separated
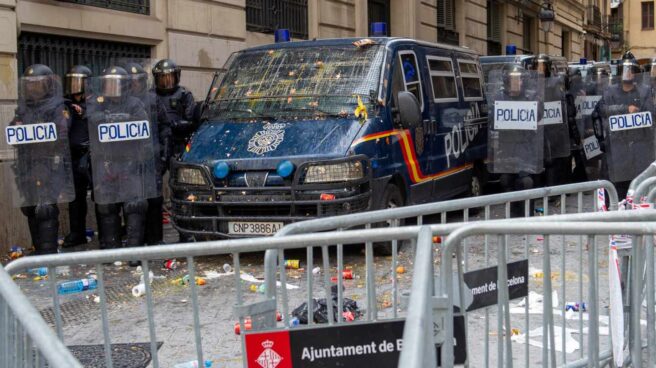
(351, 129, 472, 184)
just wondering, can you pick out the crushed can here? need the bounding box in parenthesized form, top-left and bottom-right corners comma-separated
(285, 260, 300, 269)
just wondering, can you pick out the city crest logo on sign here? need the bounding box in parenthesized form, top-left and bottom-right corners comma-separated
(609, 111, 653, 132)
(98, 120, 150, 143)
(542, 101, 563, 125)
(494, 101, 538, 130)
(6, 123, 57, 145)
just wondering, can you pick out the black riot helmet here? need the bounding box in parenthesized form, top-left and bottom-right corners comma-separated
(620, 51, 640, 84)
(502, 64, 527, 97)
(21, 64, 55, 103)
(100, 66, 129, 98)
(529, 54, 552, 78)
(124, 62, 148, 96)
(152, 59, 180, 93)
(65, 65, 92, 96)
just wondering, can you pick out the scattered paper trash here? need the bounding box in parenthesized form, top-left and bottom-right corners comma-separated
(204, 270, 234, 279)
(511, 325, 580, 353)
(240, 272, 298, 290)
(132, 283, 146, 297)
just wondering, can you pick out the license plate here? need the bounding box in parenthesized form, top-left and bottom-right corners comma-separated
(228, 221, 283, 236)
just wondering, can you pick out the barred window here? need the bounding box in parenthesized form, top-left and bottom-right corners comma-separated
(246, 0, 309, 39)
(56, 0, 149, 15)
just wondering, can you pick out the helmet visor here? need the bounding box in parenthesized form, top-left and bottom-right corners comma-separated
(622, 63, 635, 82)
(101, 75, 126, 97)
(156, 72, 176, 90)
(129, 74, 148, 95)
(509, 72, 522, 94)
(65, 74, 86, 95)
(22, 75, 50, 101)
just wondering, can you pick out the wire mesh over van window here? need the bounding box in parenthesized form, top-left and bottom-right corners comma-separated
(459, 60, 483, 100)
(427, 55, 458, 102)
(207, 44, 385, 120)
(399, 51, 424, 110)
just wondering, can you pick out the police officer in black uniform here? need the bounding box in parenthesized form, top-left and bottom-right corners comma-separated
(12, 65, 73, 255)
(62, 65, 93, 248)
(88, 66, 151, 250)
(124, 62, 167, 246)
(152, 59, 197, 242)
(595, 52, 655, 199)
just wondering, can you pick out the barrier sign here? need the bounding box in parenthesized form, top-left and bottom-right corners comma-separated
(494, 101, 538, 130)
(609, 111, 653, 132)
(463, 259, 528, 312)
(583, 135, 603, 160)
(244, 319, 466, 367)
(98, 120, 150, 143)
(6, 123, 57, 145)
(575, 95, 602, 119)
(542, 101, 563, 125)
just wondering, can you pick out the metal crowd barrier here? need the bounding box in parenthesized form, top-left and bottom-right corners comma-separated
(261, 180, 618, 330)
(397, 218, 656, 368)
(3, 210, 642, 368)
(0, 265, 82, 368)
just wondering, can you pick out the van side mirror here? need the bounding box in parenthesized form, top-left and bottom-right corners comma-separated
(397, 91, 422, 128)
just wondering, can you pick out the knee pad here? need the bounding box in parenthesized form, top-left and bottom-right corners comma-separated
(97, 203, 119, 216)
(124, 199, 148, 215)
(34, 204, 59, 221)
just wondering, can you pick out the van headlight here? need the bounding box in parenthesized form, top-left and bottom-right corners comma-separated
(176, 167, 209, 186)
(302, 160, 364, 184)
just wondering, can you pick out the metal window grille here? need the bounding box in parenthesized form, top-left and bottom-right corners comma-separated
(437, 0, 455, 30)
(368, 0, 391, 35)
(17, 32, 151, 81)
(486, 0, 501, 55)
(246, 0, 308, 40)
(56, 0, 149, 15)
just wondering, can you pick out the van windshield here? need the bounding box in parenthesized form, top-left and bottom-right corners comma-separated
(205, 44, 384, 121)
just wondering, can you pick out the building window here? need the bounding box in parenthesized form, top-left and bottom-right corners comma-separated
(368, 0, 391, 35)
(399, 51, 424, 110)
(562, 30, 571, 59)
(57, 0, 149, 15)
(437, 0, 459, 45)
(487, 0, 502, 55)
(643, 1, 654, 30)
(18, 32, 151, 80)
(523, 15, 535, 54)
(246, 0, 309, 39)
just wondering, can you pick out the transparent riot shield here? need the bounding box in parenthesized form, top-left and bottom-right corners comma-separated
(542, 75, 570, 160)
(574, 73, 604, 166)
(4, 75, 75, 207)
(86, 76, 158, 204)
(487, 68, 544, 175)
(600, 72, 656, 183)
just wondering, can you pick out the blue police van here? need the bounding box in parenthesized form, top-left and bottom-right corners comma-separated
(170, 35, 488, 241)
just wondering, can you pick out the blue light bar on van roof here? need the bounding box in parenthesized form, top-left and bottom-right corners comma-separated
(370, 22, 388, 37)
(274, 29, 291, 43)
(580, 58, 587, 65)
(505, 44, 517, 55)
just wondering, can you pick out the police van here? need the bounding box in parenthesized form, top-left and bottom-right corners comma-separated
(170, 35, 488, 241)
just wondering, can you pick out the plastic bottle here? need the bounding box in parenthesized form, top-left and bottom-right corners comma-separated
(173, 360, 212, 368)
(289, 317, 300, 327)
(223, 263, 232, 273)
(57, 278, 97, 295)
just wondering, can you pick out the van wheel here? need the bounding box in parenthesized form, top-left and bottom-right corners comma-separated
(373, 184, 404, 256)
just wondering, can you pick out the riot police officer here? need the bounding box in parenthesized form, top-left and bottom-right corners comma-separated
(11, 65, 74, 255)
(124, 62, 166, 246)
(530, 55, 571, 187)
(62, 65, 93, 248)
(488, 64, 544, 217)
(595, 52, 655, 199)
(568, 67, 588, 182)
(87, 66, 156, 250)
(152, 59, 196, 242)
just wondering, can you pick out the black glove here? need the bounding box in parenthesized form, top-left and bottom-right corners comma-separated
(171, 119, 192, 130)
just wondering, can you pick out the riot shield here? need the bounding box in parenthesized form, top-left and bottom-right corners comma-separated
(542, 75, 570, 160)
(86, 76, 158, 204)
(4, 75, 75, 207)
(487, 68, 544, 175)
(574, 74, 604, 164)
(600, 72, 656, 183)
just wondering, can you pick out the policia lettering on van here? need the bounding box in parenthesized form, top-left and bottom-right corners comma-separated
(169, 36, 487, 247)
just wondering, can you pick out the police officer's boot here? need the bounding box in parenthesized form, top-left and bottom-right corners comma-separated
(63, 186, 88, 248)
(21, 207, 40, 253)
(97, 204, 122, 250)
(33, 205, 60, 256)
(124, 200, 147, 267)
(145, 196, 164, 245)
(513, 174, 536, 218)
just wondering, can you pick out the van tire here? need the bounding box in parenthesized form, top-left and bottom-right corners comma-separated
(373, 184, 404, 256)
